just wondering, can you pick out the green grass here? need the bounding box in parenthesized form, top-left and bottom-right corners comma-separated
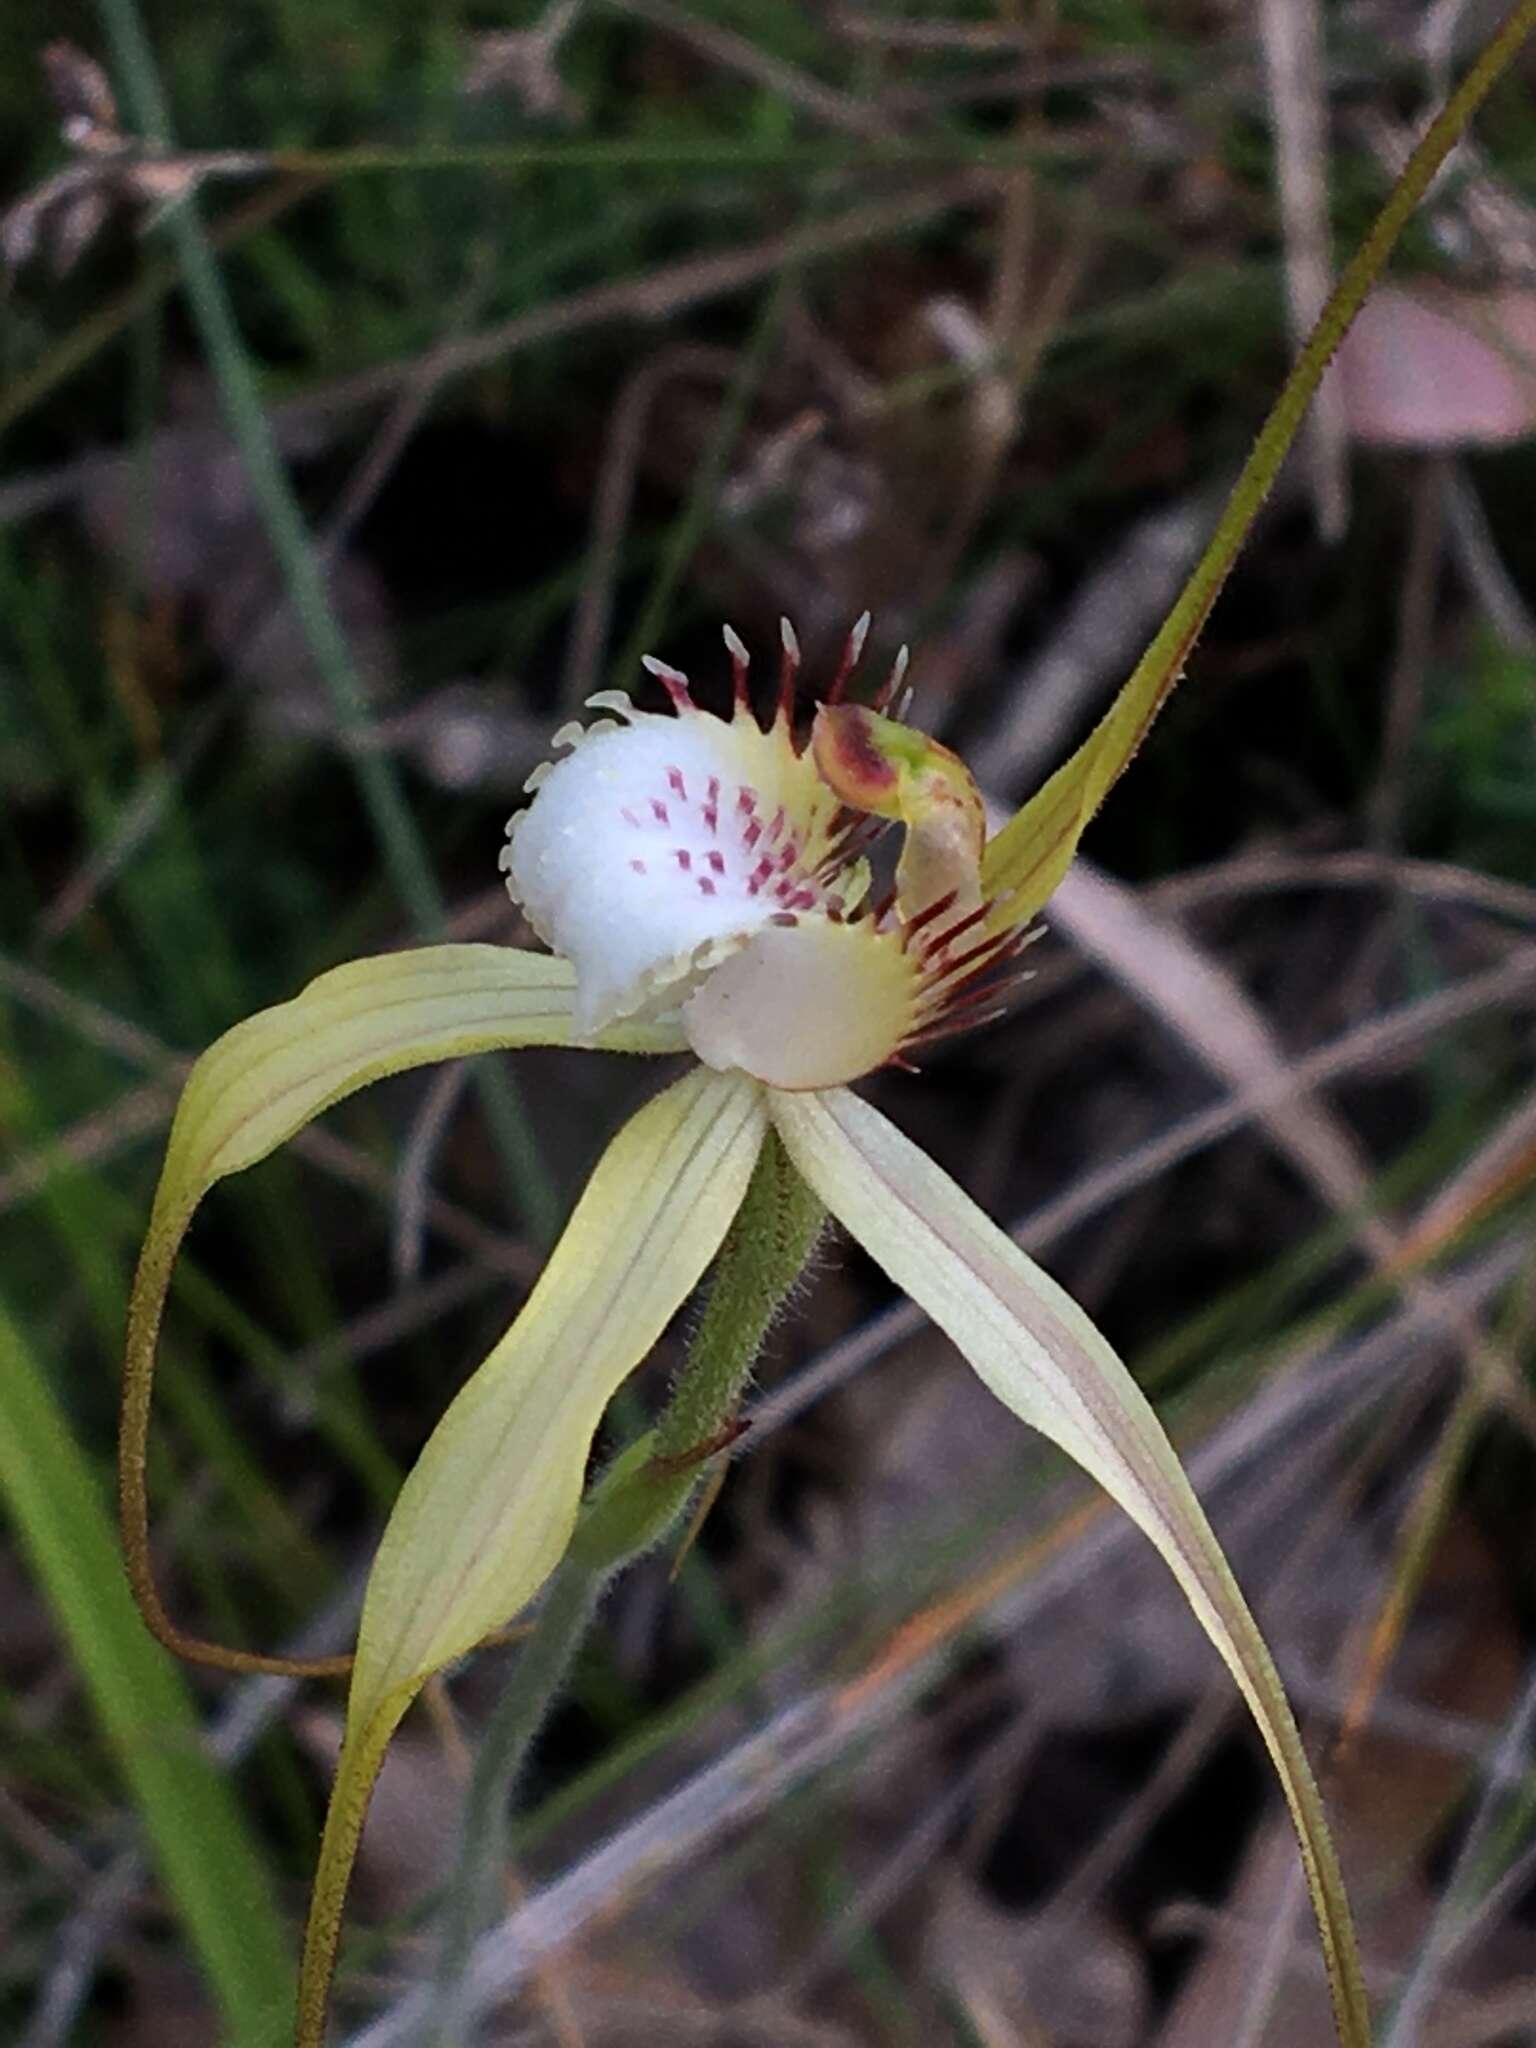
(0, 1300, 295, 2045)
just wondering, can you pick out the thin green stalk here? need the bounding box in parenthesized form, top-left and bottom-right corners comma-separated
(981, 0, 1536, 918)
(91, 0, 558, 1241)
(1104, 0, 1536, 787)
(428, 1131, 823, 2044)
(427, 1558, 600, 2047)
(652, 1127, 825, 1465)
(247, 139, 1060, 177)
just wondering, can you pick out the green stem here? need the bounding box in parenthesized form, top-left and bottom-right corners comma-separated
(91, 0, 558, 1241)
(653, 1127, 825, 1466)
(428, 1130, 824, 2044)
(428, 1558, 599, 2048)
(1101, 0, 1536, 793)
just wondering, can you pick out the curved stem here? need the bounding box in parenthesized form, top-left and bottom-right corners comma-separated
(297, 1699, 410, 2048)
(119, 1213, 358, 1679)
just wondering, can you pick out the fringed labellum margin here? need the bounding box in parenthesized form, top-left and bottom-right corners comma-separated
(500, 622, 1034, 1090)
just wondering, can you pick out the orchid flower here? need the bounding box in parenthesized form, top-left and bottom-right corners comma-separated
(117, 15, 1536, 2041)
(123, 619, 1366, 2047)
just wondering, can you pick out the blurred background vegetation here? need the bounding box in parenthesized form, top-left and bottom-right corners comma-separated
(3, 2, 1536, 2043)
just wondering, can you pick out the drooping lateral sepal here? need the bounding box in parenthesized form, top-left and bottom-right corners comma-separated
(120, 944, 683, 1676)
(349, 1065, 767, 1704)
(769, 1084, 1371, 2048)
(297, 1066, 768, 2042)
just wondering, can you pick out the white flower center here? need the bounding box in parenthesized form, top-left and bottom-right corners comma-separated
(501, 696, 883, 1074)
(501, 644, 1028, 1090)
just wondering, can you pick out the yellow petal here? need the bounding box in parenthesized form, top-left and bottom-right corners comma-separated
(770, 1085, 1370, 2048)
(299, 1066, 766, 2043)
(682, 914, 919, 1091)
(122, 944, 682, 1670)
(351, 1065, 765, 1703)
(977, 649, 1189, 931)
(157, 945, 681, 1199)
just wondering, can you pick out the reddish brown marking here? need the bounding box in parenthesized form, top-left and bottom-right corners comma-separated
(899, 888, 960, 952)
(667, 767, 687, 800)
(812, 816, 885, 883)
(653, 666, 694, 713)
(925, 927, 1015, 986)
(925, 971, 1018, 1025)
(815, 703, 898, 800)
(917, 898, 989, 961)
(650, 799, 670, 825)
(923, 958, 1026, 1023)
(729, 648, 751, 711)
(872, 670, 901, 715)
(769, 911, 799, 926)
(706, 849, 726, 875)
(621, 806, 642, 828)
(648, 1414, 748, 1475)
(921, 989, 1016, 1028)
(742, 819, 763, 851)
(675, 849, 692, 871)
(925, 933, 1011, 987)
(921, 951, 1032, 1019)
(777, 637, 800, 724)
(904, 1007, 1007, 1049)
(698, 876, 717, 896)
(630, 858, 647, 874)
(973, 966, 1032, 1010)
(826, 621, 867, 705)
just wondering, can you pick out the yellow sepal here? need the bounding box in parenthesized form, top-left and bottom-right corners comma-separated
(771, 1085, 1371, 2048)
(297, 1066, 767, 2044)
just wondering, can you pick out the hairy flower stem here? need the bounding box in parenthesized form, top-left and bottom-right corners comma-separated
(429, 1129, 823, 2043)
(428, 1556, 598, 2046)
(654, 1126, 826, 1465)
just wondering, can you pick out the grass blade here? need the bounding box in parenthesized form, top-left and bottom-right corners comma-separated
(0, 1298, 294, 2045)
